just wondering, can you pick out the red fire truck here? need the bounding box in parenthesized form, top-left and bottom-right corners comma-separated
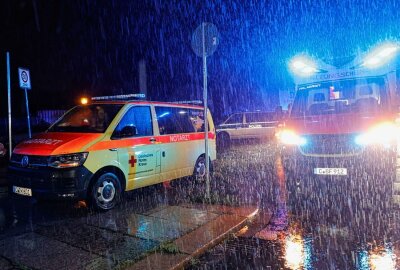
(279, 42, 400, 205)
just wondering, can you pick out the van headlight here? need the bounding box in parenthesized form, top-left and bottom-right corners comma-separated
(278, 130, 307, 146)
(48, 152, 88, 168)
(355, 122, 398, 146)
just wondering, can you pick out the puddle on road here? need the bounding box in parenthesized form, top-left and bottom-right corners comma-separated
(190, 145, 400, 269)
(0, 183, 169, 235)
(190, 210, 398, 270)
(0, 187, 173, 269)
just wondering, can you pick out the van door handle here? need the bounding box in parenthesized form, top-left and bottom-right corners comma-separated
(109, 148, 117, 151)
(149, 137, 156, 143)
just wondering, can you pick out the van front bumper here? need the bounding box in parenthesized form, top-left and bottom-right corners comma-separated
(8, 165, 93, 200)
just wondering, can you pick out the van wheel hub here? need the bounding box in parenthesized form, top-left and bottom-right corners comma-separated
(98, 181, 115, 203)
(196, 160, 206, 177)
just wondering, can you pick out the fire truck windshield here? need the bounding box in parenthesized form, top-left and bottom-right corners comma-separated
(291, 77, 388, 117)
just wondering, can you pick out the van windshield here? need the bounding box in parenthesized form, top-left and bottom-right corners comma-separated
(291, 77, 388, 117)
(48, 104, 123, 133)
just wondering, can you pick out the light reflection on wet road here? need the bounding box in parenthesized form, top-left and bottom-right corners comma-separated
(0, 183, 168, 237)
(0, 184, 177, 269)
(191, 142, 400, 270)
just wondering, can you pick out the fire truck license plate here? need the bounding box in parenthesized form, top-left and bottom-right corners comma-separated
(13, 186, 32, 197)
(313, 168, 347, 176)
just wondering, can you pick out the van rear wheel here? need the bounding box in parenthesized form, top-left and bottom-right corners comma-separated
(89, 172, 121, 211)
(194, 157, 206, 179)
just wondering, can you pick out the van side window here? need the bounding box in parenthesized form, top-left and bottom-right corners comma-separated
(113, 106, 153, 138)
(156, 107, 199, 135)
(189, 109, 205, 132)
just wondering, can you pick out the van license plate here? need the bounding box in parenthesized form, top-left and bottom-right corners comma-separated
(313, 168, 347, 176)
(13, 186, 32, 197)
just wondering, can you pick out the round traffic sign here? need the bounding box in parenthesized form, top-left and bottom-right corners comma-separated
(21, 71, 28, 82)
(191, 23, 219, 57)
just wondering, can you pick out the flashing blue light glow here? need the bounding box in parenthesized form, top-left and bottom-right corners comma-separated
(363, 43, 399, 69)
(355, 134, 367, 146)
(301, 66, 317, 74)
(289, 55, 318, 77)
(299, 137, 307, 146)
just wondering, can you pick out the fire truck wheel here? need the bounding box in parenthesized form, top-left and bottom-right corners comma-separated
(89, 172, 122, 211)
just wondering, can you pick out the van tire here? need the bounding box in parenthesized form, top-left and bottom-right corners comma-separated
(88, 172, 122, 211)
(193, 156, 213, 182)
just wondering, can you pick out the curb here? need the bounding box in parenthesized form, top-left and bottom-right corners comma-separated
(172, 214, 251, 270)
(127, 206, 259, 270)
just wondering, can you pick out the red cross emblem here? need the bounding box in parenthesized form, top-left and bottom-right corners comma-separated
(129, 156, 137, 167)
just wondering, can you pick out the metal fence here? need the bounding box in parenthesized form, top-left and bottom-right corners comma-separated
(0, 110, 66, 138)
(36, 110, 66, 125)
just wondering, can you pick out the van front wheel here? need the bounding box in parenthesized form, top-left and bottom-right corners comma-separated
(89, 172, 122, 211)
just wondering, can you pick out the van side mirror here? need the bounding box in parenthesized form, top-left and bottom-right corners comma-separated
(112, 125, 137, 139)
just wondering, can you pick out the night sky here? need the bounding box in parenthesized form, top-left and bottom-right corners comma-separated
(1, 0, 400, 123)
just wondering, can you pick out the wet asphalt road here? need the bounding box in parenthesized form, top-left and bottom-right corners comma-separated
(0, 140, 279, 269)
(1, 141, 400, 269)
(0, 140, 278, 269)
(0, 140, 277, 240)
(191, 142, 400, 270)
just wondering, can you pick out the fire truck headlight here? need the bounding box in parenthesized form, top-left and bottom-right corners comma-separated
(355, 122, 397, 146)
(279, 130, 307, 146)
(48, 152, 89, 168)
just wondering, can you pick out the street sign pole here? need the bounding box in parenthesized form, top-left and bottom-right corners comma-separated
(18, 68, 32, 139)
(191, 22, 219, 200)
(6, 52, 12, 158)
(24, 88, 32, 138)
(202, 23, 210, 198)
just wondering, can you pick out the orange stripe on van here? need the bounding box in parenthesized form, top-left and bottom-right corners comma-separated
(88, 132, 215, 151)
